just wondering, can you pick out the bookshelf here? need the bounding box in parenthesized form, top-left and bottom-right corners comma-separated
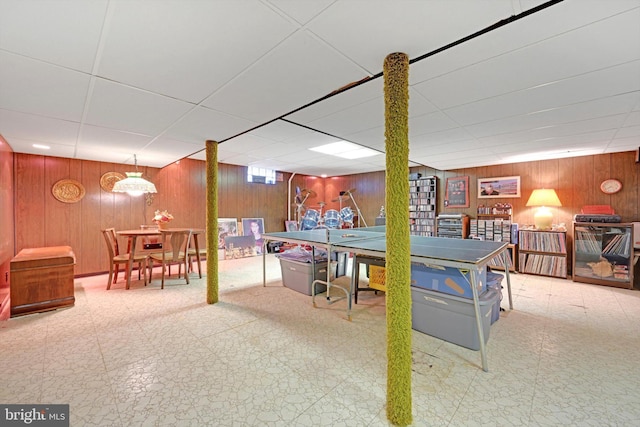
(471, 203, 516, 243)
(572, 222, 634, 289)
(472, 203, 517, 271)
(409, 176, 437, 237)
(518, 229, 567, 278)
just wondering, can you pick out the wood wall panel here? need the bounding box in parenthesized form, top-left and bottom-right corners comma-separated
(11, 150, 640, 277)
(0, 136, 14, 319)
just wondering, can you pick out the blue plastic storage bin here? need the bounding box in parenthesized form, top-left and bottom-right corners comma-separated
(410, 262, 487, 299)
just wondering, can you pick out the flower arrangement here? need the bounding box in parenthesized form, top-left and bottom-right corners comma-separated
(153, 209, 174, 226)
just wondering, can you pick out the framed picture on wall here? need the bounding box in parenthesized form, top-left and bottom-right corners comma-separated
(284, 220, 298, 232)
(217, 218, 238, 249)
(241, 218, 265, 255)
(478, 176, 521, 198)
(444, 176, 469, 208)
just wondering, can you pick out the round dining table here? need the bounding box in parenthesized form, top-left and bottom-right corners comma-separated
(116, 228, 205, 289)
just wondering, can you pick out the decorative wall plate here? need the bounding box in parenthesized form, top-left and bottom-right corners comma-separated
(600, 178, 622, 194)
(100, 171, 126, 192)
(52, 179, 86, 203)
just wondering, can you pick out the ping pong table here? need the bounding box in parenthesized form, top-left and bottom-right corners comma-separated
(262, 226, 513, 371)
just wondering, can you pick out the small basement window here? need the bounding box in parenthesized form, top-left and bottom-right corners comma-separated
(247, 166, 276, 184)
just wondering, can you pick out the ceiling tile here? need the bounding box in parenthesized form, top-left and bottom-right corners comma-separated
(97, 0, 299, 103)
(0, 0, 107, 72)
(202, 30, 369, 123)
(0, 52, 90, 121)
(84, 78, 194, 135)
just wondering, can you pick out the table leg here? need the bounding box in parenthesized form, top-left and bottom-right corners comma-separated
(353, 254, 361, 304)
(193, 233, 203, 278)
(470, 269, 489, 372)
(125, 236, 138, 290)
(503, 249, 513, 310)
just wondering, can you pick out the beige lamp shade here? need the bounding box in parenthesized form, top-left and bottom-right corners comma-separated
(526, 189, 561, 230)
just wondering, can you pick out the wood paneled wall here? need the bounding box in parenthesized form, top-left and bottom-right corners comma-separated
(0, 136, 14, 319)
(13, 155, 292, 276)
(10, 150, 640, 277)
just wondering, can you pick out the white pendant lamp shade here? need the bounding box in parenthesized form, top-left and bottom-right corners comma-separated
(112, 172, 157, 197)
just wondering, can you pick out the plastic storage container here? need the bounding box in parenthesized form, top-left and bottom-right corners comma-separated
(487, 271, 504, 324)
(331, 251, 349, 278)
(410, 262, 487, 299)
(277, 257, 336, 295)
(411, 286, 500, 350)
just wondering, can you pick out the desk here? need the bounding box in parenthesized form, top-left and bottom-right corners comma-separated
(262, 226, 513, 372)
(117, 228, 205, 289)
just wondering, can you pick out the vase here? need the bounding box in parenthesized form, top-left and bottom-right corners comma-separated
(158, 222, 168, 230)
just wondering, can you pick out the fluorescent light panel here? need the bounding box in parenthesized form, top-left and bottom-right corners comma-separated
(309, 141, 380, 159)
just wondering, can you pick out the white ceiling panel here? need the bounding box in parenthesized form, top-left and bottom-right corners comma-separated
(249, 120, 315, 143)
(409, 1, 640, 84)
(84, 78, 194, 135)
(442, 61, 640, 127)
(0, 0, 107, 73)
(412, 10, 640, 110)
(0, 110, 80, 145)
(98, 0, 298, 103)
(6, 137, 77, 158)
(202, 30, 369, 123)
(164, 106, 259, 146)
(0, 52, 90, 121)
(1, 0, 639, 175)
(266, 0, 336, 25)
(305, 0, 514, 74)
(78, 125, 153, 152)
(465, 92, 640, 139)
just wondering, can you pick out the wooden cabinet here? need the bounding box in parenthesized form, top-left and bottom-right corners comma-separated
(10, 246, 76, 317)
(518, 230, 567, 278)
(436, 214, 469, 239)
(572, 222, 634, 289)
(409, 176, 437, 237)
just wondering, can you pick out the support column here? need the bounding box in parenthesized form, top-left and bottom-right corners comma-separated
(383, 52, 412, 426)
(206, 140, 219, 304)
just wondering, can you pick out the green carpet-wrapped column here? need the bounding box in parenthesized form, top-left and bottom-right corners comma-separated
(383, 52, 412, 426)
(206, 140, 219, 304)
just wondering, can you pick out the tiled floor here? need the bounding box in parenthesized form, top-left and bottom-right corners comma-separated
(1, 254, 640, 426)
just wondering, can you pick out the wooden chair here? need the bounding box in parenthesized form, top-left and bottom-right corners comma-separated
(149, 229, 192, 288)
(101, 228, 150, 290)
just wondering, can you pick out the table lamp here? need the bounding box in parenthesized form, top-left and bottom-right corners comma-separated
(526, 189, 562, 230)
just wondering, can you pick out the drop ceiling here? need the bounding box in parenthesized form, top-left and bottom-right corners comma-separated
(1, 0, 639, 176)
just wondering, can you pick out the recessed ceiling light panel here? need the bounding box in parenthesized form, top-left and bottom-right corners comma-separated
(309, 141, 380, 159)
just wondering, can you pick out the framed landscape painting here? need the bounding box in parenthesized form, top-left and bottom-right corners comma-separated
(478, 176, 521, 198)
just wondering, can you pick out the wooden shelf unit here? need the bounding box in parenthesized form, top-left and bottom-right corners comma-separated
(573, 222, 634, 289)
(488, 243, 517, 272)
(409, 176, 437, 237)
(436, 214, 469, 239)
(518, 229, 567, 278)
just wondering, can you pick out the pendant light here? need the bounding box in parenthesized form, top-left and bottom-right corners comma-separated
(112, 155, 157, 197)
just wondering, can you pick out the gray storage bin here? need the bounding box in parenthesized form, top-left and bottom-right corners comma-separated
(278, 257, 335, 295)
(331, 251, 349, 277)
(487, 271, 504, 324)
(411, 286, 499, 350)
